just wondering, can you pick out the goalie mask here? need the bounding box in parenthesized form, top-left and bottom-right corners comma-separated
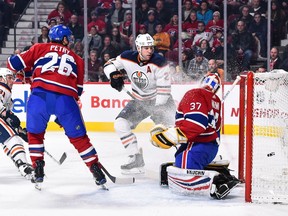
(201, 73, 221, 93)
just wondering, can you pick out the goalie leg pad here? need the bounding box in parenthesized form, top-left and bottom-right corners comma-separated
(167, 166, 218, 196)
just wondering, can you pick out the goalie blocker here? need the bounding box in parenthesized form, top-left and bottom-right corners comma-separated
(160, 160, 240, 199)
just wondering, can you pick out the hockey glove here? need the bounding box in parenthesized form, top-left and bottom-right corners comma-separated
(5, 111, 21, 129)
(110, 71, 124, 92)
(18, 127, 28, 142)
(150, 124, 188, 149)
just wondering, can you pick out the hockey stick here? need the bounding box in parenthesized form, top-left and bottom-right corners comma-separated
(16, 127, 67, 165)
(45, 150, 67, 165)
(222, 76, 241, 103)
(122, 86, 137, 100)
(100, 163, 135, 184)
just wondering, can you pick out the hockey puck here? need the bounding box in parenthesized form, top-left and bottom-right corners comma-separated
(267, 152, 275, 157)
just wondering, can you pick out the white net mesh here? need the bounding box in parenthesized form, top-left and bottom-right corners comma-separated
(250, 71, 288, 203)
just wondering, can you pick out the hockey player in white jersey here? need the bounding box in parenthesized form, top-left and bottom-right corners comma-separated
(104, 33, 176, 174)
(0, 68, 34, 179)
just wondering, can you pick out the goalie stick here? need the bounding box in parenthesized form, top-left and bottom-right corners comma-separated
(222, 75, 241, 103)
(100, 163, 135, 184)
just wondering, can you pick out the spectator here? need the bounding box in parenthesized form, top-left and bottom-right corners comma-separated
(206, 11, 224, 35)
(48, 18, 57, 29)
(182, 10, 199, 39)
(192, 21, 213, 47)
(231, 20, 254, 71)
(84, 26, 102, 52)
(163, 13, 179, 47)
(138, 24, 147, 34)
(106, 0, 126, 34)
(181, 49, 193, 76)
(88, 50, 102, 82)
(271, 0, 286, 46)
(249, 0, 267, 17)
(136, 0, 149, 24)
(143, 9, 159, 36)
(87, 11, 106, 36)
(68, 14, 84, 41)
(213, 35, 224, 68)
(207, 59, 224, 82)
(186, 50, 209, 81)
(255, 65, 267, 73)
(111, 27, 122, 53)
(72, 40, 84, 58)
(100, 35, 118, 60)
(248, 12, 267, 58)
(196, 1, 213, 25)
(47, 1, 72, 25)
(195, 38, 214, 60)
(182, 0, 194, 23)
(62, 0, 82, 16)
(154, 0, 171, 25)
(119, 10, 138, 50)
(153, 23, 171, 56)
(229, 5, 253, 34)
(264, 47, 283, 71)
(38, 26, 50, 43)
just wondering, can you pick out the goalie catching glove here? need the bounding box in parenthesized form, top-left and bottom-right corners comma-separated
(150, 124, 188, 149)
(110, 71, 124, 92)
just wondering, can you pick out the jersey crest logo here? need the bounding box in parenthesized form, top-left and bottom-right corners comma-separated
(131, 71, 149, 89)
(147, 66, 151, 73)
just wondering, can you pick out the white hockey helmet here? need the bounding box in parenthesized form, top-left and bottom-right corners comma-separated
(135, 33, 155, 52)
(201, 73, 221, 93)
(0, 68, 14, 84)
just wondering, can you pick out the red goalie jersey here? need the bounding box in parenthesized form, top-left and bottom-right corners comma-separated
(175, 87, 221, 143)
(7, 43, 84, 99)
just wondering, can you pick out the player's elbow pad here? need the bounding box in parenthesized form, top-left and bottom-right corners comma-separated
(150, 126, 188, 149)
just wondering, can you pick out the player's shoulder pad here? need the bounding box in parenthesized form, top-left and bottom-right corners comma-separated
(150, 52, 167, 67)
(120, 50, 138, 62)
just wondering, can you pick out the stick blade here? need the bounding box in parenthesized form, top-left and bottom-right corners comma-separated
(59, 152, 67, 165)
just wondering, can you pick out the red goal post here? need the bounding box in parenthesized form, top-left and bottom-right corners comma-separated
(238, 70, 288, 203)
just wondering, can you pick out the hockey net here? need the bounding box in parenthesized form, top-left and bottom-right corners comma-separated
(238, 70, 288, 203)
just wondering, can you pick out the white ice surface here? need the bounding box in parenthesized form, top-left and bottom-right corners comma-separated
(0, 132, 287, 216)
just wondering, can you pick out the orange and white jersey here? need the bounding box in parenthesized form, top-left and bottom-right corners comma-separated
(104, 50, 172, 106)
(0, 82, 13, 114)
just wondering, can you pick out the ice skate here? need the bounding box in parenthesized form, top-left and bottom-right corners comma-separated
(121, 148, 145, 175)
(31, 160, 45, 190)
(15, 159, 34, 180)
(90, 163, 107, 189)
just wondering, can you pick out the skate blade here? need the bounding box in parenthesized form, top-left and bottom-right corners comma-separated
(34, 182, 42, 191)
(100, 184, 109, 191)
(121, 167, 145, 175)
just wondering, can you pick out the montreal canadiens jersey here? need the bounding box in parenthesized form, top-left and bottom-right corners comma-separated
(7, 43, 84, 99)
(176, 88, 221, 143)
(0, 82, 13, 114)
(104, 50, 171, 105)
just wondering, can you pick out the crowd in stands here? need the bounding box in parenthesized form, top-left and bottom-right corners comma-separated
(4, 0, 288, 82)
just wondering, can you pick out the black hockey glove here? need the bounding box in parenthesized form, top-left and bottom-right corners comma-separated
(110, 71, 124, 92)
(18, 127, 28, 142)
(5, 111, 21, 129)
